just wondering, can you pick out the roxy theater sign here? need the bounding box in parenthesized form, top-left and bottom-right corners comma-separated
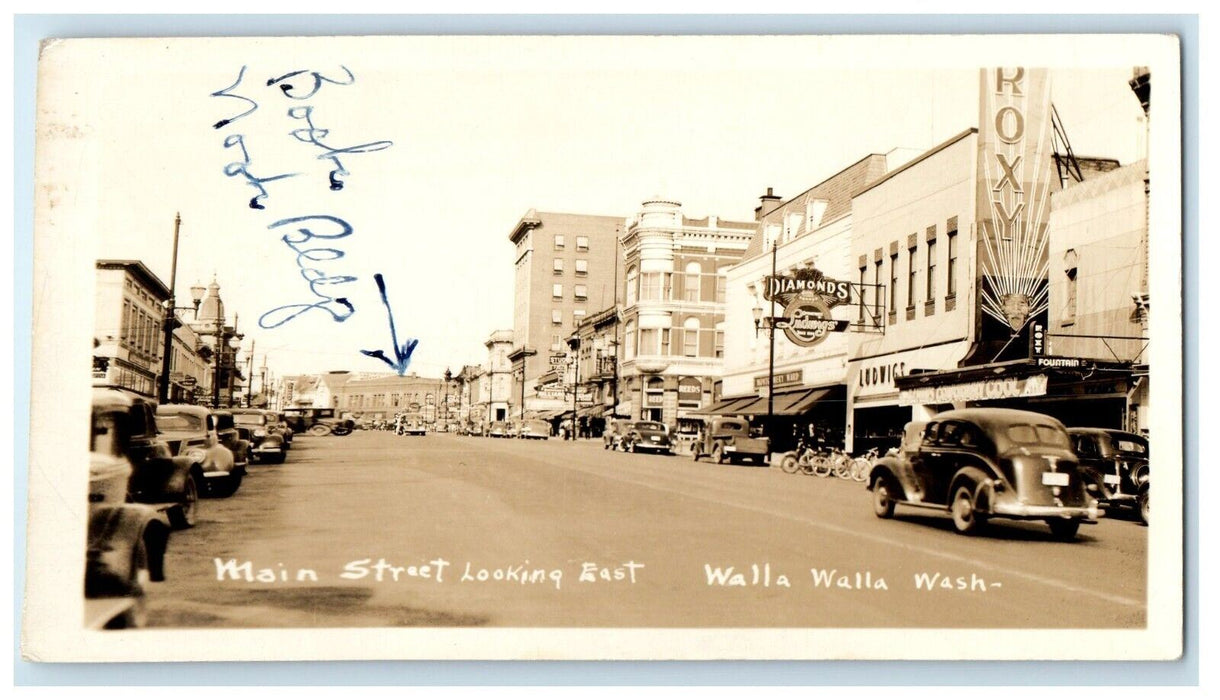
(764, 268, 851, 348)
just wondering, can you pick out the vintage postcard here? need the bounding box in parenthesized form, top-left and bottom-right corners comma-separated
(22, 33, 1183, 662)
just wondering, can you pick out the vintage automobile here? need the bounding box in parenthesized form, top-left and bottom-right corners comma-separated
(602, 419, 633, 451)
(210, 411, 252, 469)
(519, 419, 551, 440)
(488, 421, 509, 438)
(396, 413, 427, 436)
(155, 404, 244, 496)
(266, 410, 293, 449)
(621, 421, 674, 454)
(91, 388, 199, 529)
(230, 408, 287, 464)
(282, 407, 355, 436)
(867, 408, 1103, 540)
(691, 417, 770, 465)
(87, 392, 172, 629)
(1069, 427, 1149, 525)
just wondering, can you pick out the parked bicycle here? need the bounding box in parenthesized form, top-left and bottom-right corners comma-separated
(849, 447, 880, 483)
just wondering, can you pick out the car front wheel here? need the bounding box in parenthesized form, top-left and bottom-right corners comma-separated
(712, 445, 726, 465)
(170, 475, 198, 529)
(1138, 487, 1149, 526)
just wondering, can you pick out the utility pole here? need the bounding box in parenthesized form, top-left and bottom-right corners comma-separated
(246, 339, 255, 407)
(157, 213, 182, 404)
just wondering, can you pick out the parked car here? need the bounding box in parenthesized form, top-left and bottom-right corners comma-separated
(396, 413, 426, 436)
(91, 388, 199, 529)
(519, 419, 551, 440)
(282, 407, 355, 436)
(691, 417, 770, 465)
(603, 419, 633, 451)
(488, 421, 508, 438)
(621, 421, 674, 454)
(211, 411, 252, 469)
(155, 404, 244, 496)
(867, 408, 1102, 540)
(1069, 427, 1149, 525)
(87, 390, 172, 628)
(229, 408, 288, 463)
(266, 411, 293, 449)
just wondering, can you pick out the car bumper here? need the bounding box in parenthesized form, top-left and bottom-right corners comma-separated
(992, 501, 1103, 521)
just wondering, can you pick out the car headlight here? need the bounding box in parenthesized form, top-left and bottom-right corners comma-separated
(186, 448, 207, 464)
(254, 428, 266, 437)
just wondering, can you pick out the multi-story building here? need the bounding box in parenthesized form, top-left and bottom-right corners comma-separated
(617, 198, 755, 423)
(572, 304, 621, 434)
(330, 372, 449, 424)
(189, 277, 245, 408)
(93, 260, 170, 398)
(481, 329, 515, 425)
(719, 155, 893, 452)
(507, 210, 624, 419)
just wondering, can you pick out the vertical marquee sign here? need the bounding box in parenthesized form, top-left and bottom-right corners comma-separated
(964, 67, 1056, 366)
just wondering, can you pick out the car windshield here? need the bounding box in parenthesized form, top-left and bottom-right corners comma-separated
(156, 411, 204, 431)
(635, 422, 666, 432)
(1005, 423, 1070, 448)
(233, 414, 265, 425)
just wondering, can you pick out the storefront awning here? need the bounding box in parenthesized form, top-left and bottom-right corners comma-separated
(771, 386, 843, 415)
(577, 404, 605, 418)
(693, 395, 758, 416)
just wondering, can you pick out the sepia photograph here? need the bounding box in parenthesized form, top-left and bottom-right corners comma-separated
(20, 31, 1184, 663)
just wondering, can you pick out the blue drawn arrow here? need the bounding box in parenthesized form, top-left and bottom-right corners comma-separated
(360, 273, 419, 375)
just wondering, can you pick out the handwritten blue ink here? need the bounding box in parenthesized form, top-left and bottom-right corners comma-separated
(360, 273, 419, 376)
(266, 66, 355, 100)
(287, 105, 393, 191)
(222, 134, 299, 209)
(211, 66, 258, 129)
(258, 215, 358, 329)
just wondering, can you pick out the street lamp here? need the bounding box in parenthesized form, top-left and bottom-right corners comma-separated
(566, 335, 581, 440)
(751, 239, 784, 435)
(158, 214, 210, 404)
(443, 368, 452, 430)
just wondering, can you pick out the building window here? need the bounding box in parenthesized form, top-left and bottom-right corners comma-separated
(552, 283, 563, 299)
(907, 244, 917, 310)
(626, 266, 638, 306)
(625, 320, 636, 359)
(573, 309, 586, 327)
(874, 260, 884, 321)
(889, 253, 898, 316)
(575, 259, 588, 276)
(551, 334, 562, 351)
(121, 300, 131, 347)
(552, 309, 563, 325)
(639, 328, 658, 356)
(926, 239, 937, 303)
(660, 328, 671, 356)
(715, 324, 725, 359)
(553, 258, 564, 275)
(683, 262, 702, 302)
(858, 266, 867, 324)
(554, 234, 565, 250)
(576, 236, 589, 251)
(574, 284, 587, 300)
(715, 271, 727, 304)
(946, 227, 958, 299)
(684, 317, 700, 357)
(640, 272, 663, 301)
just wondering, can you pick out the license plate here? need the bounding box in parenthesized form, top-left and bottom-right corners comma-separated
(1042, 472, 1070, 487)
(1103, 474, 1121, 485)
(651, 436, 660, 442)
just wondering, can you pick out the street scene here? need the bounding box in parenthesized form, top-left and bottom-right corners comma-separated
(25, 36, 1177, 657)
(144, 430, 1147, 629)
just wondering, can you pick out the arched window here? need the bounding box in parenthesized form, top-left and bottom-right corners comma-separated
(625, 266, 638, 307)
(683, 261, 702, 301)
(624, 320, 636, 359)
(683, 317, 701, 357)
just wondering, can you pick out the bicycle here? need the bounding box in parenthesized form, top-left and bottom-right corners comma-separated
(849, 447, 880, 483)
(825, 447, 853, 479)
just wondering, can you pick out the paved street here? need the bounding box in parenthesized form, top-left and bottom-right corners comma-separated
(146, 431, 1148, 629)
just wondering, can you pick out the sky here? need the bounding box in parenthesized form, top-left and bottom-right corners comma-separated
(43, 35, 1155, 380)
